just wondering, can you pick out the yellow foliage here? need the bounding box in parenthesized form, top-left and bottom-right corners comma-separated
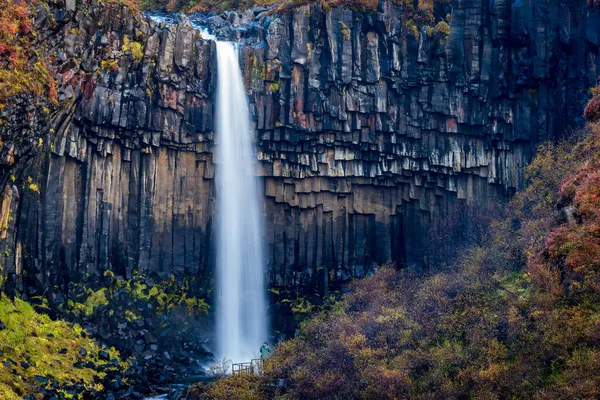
(0, 296, 128, 399)
(129, 41, 144, 61)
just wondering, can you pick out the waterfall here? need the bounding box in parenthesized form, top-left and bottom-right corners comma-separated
(214, 40, 268, 362)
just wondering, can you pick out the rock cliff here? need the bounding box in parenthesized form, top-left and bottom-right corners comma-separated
(0, 0, 598, 295)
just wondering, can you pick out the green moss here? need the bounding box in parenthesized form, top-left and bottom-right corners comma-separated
(406, 19, 419, 39)
(251, 55, 266, 84)
(124, 310, 140, 321)
(82, 288, 109, 316)
(269, 81, 280, 92)
(67, 272, 209, 320)
(0, 296, 128, 399)
(26, 177, 40, 194)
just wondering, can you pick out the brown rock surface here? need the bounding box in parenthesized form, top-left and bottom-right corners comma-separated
(0, 0, 598, 293)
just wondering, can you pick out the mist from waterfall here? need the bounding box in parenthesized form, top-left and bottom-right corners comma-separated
(214, 40, 267, 363)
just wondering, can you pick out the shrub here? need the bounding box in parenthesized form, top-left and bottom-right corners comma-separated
(122, 36, 145, 62)
(584, 93, 600, 122)
(0, 0, 57, 108)
(434, 20, 449, 36)
(0, 296, 128, 399)
(528, 122, 600, 297)
(189, 374, 273, 400)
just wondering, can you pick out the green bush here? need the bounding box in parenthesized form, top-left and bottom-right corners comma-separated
(0, 296, 127, 399)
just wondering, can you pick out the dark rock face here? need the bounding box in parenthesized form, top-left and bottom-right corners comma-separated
(0, 0, 598, 294)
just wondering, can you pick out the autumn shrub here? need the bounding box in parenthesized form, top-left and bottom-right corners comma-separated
(0, 0, 57, 108)
(425, 200, 504, 268)
(394, 0, 450, 26)
(528, 122, 600, 297)
(584, 85, 600, 122)
(434, 20, 449, 36)
(189, 374, 275, 400)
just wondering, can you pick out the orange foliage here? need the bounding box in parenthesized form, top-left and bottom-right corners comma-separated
(528, 115, 600, 296)
(0, 0, 57, 107)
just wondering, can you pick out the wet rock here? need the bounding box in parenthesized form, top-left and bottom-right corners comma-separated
(144, 331, 157, 344)
(33, 375, 49, 384)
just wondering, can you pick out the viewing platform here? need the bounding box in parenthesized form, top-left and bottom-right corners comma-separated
(231, 359, 264, 375)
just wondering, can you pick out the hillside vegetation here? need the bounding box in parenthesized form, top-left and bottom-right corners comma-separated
(0, 296, 127, 399)
(189, 87, 600, 399)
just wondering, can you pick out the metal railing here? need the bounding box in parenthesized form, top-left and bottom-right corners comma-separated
(231, 358, 264, 375)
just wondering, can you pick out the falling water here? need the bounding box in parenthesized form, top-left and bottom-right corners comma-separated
(214, 40, 267, 362)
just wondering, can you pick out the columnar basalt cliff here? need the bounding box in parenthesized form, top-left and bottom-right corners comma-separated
(0, 0, 598, 296)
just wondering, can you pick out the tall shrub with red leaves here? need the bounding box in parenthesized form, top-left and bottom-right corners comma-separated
(528, 118, 600, 296)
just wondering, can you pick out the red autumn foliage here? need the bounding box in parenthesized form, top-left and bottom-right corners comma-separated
(584, 94, 600, 122)
(0, 0, 58, 107)
(528, 118, 600, 296)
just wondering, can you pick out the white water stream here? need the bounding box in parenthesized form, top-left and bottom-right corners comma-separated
(213, 39, 268, 363)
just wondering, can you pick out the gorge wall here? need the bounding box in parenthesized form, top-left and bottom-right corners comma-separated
(0, 0, 598, 296)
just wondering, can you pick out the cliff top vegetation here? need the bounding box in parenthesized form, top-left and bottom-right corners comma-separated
(141, 0, 450, 18)
(0, 0, 57, 108)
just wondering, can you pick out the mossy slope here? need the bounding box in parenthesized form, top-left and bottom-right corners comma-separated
(0, 296, 127, 399)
